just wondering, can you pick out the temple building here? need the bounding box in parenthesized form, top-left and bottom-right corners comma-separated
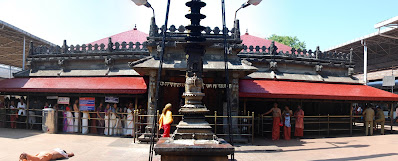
(1, 16, 398, 141)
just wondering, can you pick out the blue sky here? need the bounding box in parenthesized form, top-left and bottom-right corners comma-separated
(0, 0, 397, 50)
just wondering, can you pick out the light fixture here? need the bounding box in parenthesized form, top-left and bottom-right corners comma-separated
(131, 0, 155, 17)
(131, 0, 147, 6)
(235, 0, 263, 21)
(248, 0, 262, 6)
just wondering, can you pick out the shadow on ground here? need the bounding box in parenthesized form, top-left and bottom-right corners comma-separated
(234, 136, 371, 154)
(0, 128, 42, 139)
(311, 153, 398, 161)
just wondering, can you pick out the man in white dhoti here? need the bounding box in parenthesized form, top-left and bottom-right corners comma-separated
(66, 107, 74, 133)
(113, 103, 122, 135)
(104, 104, 110, 135)
(126, 103, 134, 136)
(109, 104, 117, 135)
(81, 110, 89, 134)
(73, 100, 80, 133)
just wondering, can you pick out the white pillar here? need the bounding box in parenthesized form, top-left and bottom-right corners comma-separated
(363, 40, 368, 84)
(9, 65, 11, 78)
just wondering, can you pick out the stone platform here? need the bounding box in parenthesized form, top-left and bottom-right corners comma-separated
(154, 137, 234, 161)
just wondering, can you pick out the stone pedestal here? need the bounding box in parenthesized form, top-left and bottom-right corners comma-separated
(155, 138, 234, 161)
(154, 1, 234, 160)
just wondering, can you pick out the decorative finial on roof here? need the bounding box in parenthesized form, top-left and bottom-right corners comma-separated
(245, 28, 249, 35)
(134, 24, 137, 30)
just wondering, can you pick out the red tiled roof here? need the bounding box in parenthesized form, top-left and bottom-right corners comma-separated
(241, 33, 292, 52)
(88, 28, 292, 53)
(240, 79, 398, 101)
(88, 28, 148, 45)
(0, 77, 147, 94)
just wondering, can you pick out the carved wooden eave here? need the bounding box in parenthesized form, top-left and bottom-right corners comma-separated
(246, 71, 360, 84)
(130, 56, 257, 77)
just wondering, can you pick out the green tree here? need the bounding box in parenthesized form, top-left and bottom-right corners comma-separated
(268, 34, 306, 49)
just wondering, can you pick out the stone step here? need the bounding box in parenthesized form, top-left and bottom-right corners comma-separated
(138, 134, 159, 143)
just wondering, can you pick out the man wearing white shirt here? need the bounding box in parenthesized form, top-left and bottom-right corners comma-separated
(17, 98, 26, 116)
(17, 97, 26, 128)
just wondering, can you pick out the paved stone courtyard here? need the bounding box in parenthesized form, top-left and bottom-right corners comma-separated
(1, 128, 398, 161)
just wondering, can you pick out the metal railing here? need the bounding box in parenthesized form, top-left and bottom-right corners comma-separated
(259, 115, 365, 137)
(56, 110, 136, 136)
(133, 111, 255, 144)
(1, 108, 43, 129)
(0, 107, 265, 144)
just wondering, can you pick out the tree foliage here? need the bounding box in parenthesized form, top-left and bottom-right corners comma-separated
(268, 34, 306, 49)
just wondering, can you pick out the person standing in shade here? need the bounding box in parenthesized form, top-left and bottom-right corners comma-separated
(73, 100, 80, 133)
(104, 103, 111, 135)
(126, 103, 134, 136)
(62, 105, 68, 132)
(9, 100, 17, 129)
(282, 105, 293, 140)
(159, 103, 173, 137)
(109, 103, 117, 135)
(262, 103, 282, 140)
(374, 106, 385, 135)
(81, 102, 89, 134)
(17, 97, 27, 128)
(363, 105, 375, 136)
(96, 102, 105, 135)
(43, 102, 49, 109)
(2, 98, 10, 128)
(89, 103, 97, 134)
(115, 104, 124, 135)
(28, 100, 39, 130)
(122, 103, 128, 135)
(66, 106, 74, 133)
(0, 99, 5, 128)
(294, 105, 305, 138)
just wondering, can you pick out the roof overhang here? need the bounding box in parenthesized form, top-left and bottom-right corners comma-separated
(239, 79, 398, 101)
(0, 77, 147, 94)
(325, 27, 398, 74)
(375, 16, 398, 29)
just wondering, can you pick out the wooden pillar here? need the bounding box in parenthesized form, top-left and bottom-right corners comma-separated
(214, 111, 217, 135)
(350, 103, 353, 136)
(327, 114, 330, 136)
(251, 112, 254, 144)
(243, 99, 247, 116)
(391, 103, 394, 133)
(133, 110, 136, 143)
(134, 97, 138, 110)
(26, 95, 29, 129)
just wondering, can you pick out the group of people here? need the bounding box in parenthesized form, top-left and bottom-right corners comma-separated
(62, 100, 136, 136)
(362, 105, 385, 135)
(0, 97, 28, 129)
(262, 103, 304, 140)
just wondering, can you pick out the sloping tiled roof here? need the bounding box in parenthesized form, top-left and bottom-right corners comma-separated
(88, 27, 292, 53)
(88, 28, 148, 45)
(241, 33, 292, 52)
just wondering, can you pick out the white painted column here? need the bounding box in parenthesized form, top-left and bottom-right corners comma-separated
(363, 40, 368, 84)
(9, 65, 11, 78)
